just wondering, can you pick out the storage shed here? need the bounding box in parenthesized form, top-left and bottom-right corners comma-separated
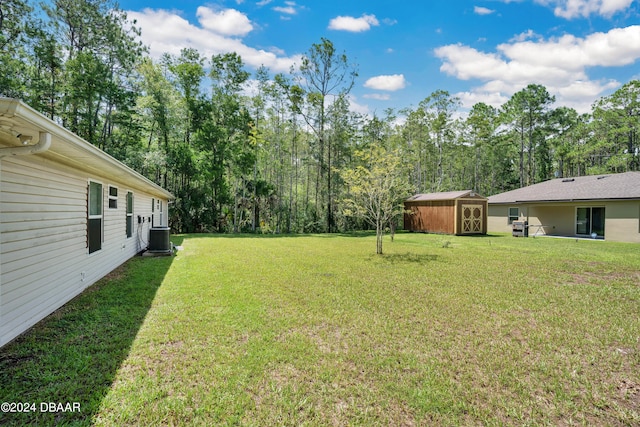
(0, 98, 173, 347)
(404, 190, 488, 235)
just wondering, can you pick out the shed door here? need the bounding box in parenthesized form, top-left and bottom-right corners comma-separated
(461, 204, 483, 234)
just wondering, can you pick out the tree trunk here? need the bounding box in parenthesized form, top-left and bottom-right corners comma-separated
(327, 132, 332, 232)
(519, 124, 525, 188)
(376, 220, 383, 255)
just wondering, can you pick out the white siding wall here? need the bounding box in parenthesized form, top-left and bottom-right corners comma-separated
(0, 155, 166, 346)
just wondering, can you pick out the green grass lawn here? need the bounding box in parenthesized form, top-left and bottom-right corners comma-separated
(1, 232, 639, 426)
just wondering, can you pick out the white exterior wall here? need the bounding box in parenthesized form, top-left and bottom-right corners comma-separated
(0, 154, 168, 347)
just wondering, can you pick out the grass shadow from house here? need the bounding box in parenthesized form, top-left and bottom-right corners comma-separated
(0, 237, 182, 426)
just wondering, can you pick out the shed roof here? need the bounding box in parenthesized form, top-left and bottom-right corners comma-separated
(487, 172, 640, 204)
(406, 190, 484, 202)
(0, 98, 173, 200)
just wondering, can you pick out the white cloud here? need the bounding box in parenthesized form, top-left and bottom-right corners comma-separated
(499, 26, 640, 70)
(363, 93, 391, 100)
(453, 90, 510, 110)
(474, 6, 495, 15)
(273, 1, 299, 15)
(363, 74, 407, 91)
(127, 8, 300, 72)
(509, 29, 541, 43)
(346, 94, 372, 116)
(196, 7, 253, 36)
(328, 14, 379, 32)
(273, 6, 296, 14)
(535, 0, 635, 18)
(435, 25, 640, 113)
(557, 78, 619, 99)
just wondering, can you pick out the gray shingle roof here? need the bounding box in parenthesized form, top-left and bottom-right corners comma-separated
(487, 171, 640, 204)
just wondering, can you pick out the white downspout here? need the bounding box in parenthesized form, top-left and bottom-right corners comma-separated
(0, 131, 51, 158)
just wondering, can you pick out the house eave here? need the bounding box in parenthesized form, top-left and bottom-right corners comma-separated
(489, 197, 640, 205)
(0, 98, 173, 200)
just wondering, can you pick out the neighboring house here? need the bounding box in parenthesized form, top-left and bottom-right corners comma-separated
(487, 172, 640, 243)
(404, 191, 488, 235)
(0, 98, 173, 347)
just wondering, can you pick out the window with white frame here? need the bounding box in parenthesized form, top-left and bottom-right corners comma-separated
(88, 181, 103, 254)
(126, 191, 134, 238)
(108, 186, 118, 209)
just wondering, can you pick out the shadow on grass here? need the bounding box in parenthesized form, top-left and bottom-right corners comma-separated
(378, 252, 439, 264)
(0, 237, 181, 426)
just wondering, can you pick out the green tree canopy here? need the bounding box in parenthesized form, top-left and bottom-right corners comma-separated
(340, 144, 412, 254)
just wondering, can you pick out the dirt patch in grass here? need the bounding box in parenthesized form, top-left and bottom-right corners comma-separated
(610, 341, 640, 416)
(566, 271, 606, 285)
(566, 270, 639, 286)
(559, 261, 639, 286)
(102, 262, 130, 282)
(245, 363, 309, 423)
(617, 379, 640, 408)
(305, 323, 350, 354)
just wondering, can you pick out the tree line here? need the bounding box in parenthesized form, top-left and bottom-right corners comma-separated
(2, 0, 639, 234)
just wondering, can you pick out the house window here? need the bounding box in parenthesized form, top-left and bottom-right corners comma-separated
(126, 191, 134, 238)
(108, 186, 118, 209)
(508, 207, 519, 224)
(576, 207, 605, 238)
(88, 181, 103, 254)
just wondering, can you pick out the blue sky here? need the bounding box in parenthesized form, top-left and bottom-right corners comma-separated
(118, 0, 640, 115)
